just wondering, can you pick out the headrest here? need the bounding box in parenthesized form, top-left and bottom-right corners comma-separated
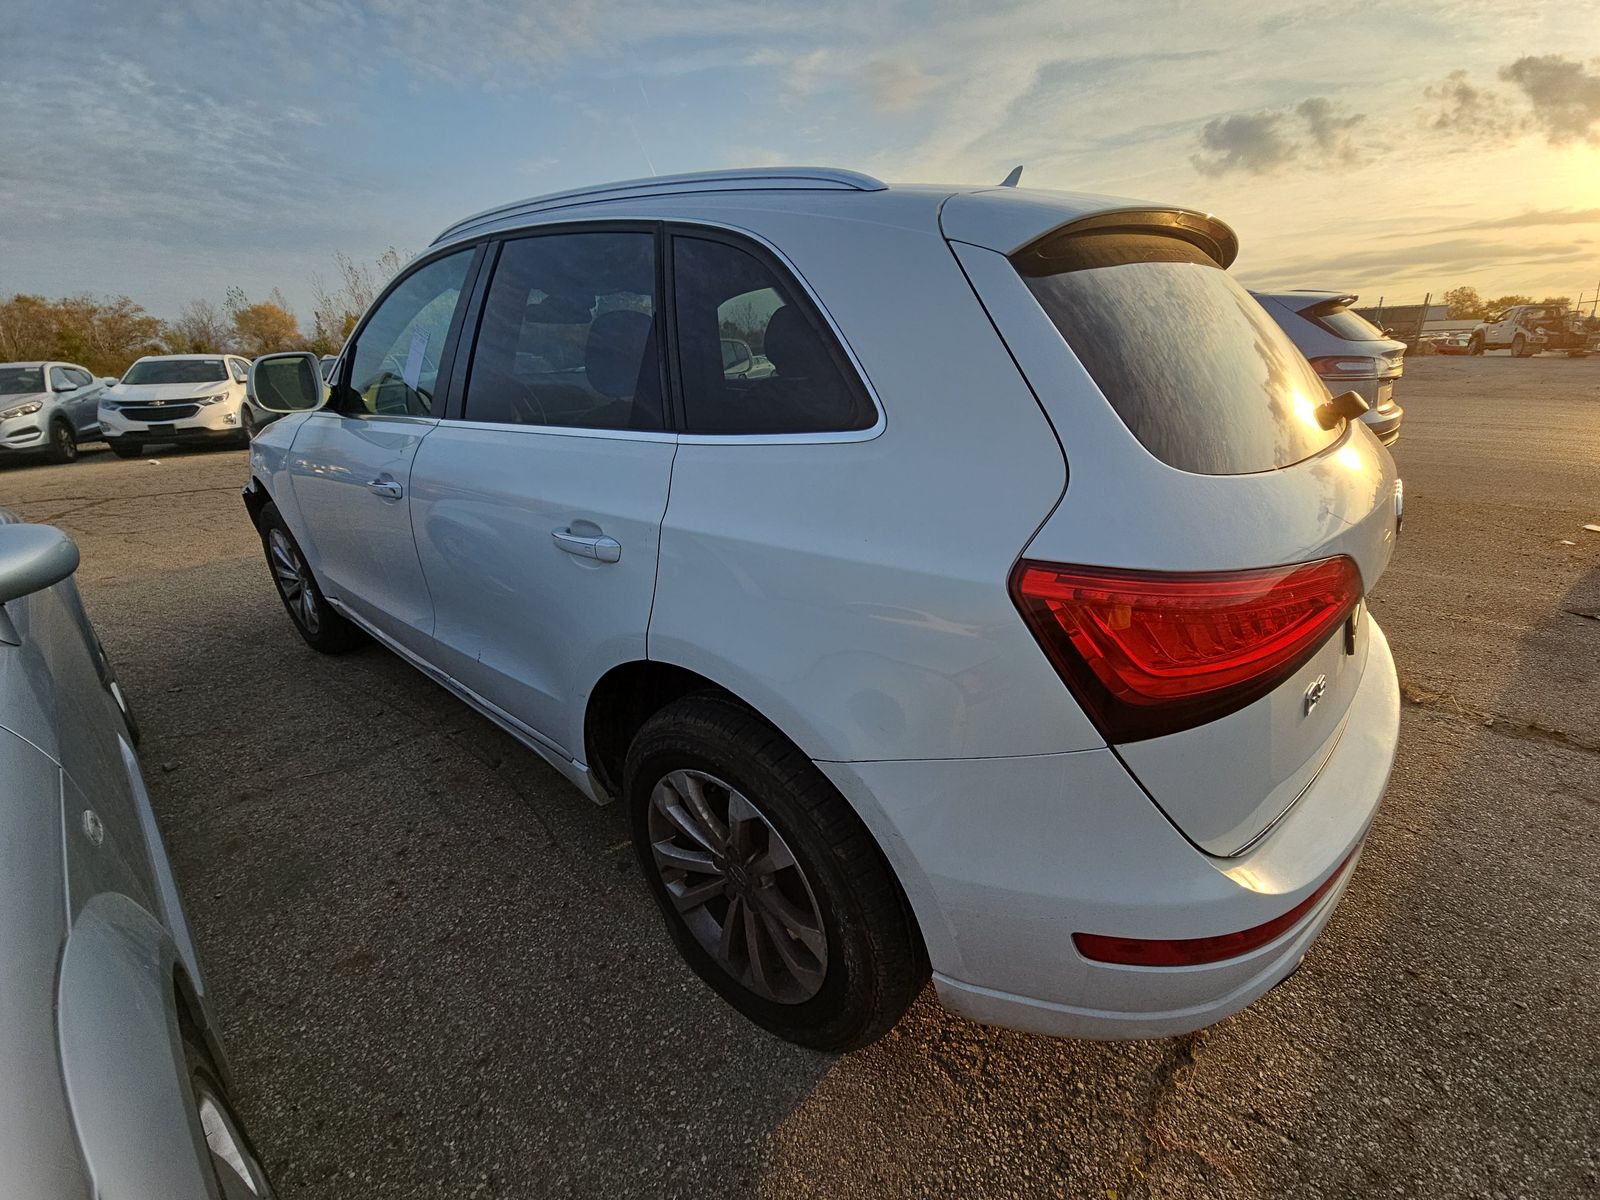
(585, 309, 652, 397)
(762, 305, 832, 381)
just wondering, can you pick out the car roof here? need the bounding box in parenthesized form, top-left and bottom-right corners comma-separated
(429, 166, 1238, 265)
(0, 361, 52, 369)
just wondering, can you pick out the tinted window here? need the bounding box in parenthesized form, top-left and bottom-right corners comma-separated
(1015, 233, 1340, 475)
(48, 367, 72, 390)
(123, 358, 228, 384)
(0, 367, 44, 395)
(65, 368, 93, 387)
(1306, 304, 1385, 342)
(672, 236, 873, 435)
(344, 250, 473, 417)
(464, 232, 662, 431)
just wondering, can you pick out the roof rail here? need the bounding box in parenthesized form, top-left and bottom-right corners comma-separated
(432, 167, 888, 246)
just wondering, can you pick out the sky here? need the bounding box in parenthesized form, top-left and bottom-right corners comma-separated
(4, 0, 1599, 323)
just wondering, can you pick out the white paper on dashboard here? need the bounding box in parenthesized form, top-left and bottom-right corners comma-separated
(402, 328, 430, 391)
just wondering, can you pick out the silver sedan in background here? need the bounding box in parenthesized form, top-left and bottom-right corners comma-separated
(0, 512, 272, 1198)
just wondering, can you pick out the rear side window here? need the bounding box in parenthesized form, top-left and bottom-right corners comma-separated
(1303, 302, 1385, 342)
(671, 235, 874, 435)
(1014, 231, 1340, 475)
(463, 232, 663, 431)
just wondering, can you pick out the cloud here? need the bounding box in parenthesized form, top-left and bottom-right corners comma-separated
(1190, 112, 1297, 177)
(1422, 69, 1518, 138)
(1296, 97, 1363, 163)
(1190, 97, 1365, 177)
(1499, 55, 1600, 144)
(864, 60, 937, 114)
(1249, 236, 1590, 288)
(1433, 208, 1600, 232)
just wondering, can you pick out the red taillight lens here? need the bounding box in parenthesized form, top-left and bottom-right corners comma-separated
(1308, 355, 1379, 379)
(1010, 556, 1363, 742)
(1072, 846, 1360, 966)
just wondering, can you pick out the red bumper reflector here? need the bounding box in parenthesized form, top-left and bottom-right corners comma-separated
(1072, 847, 1360, 967)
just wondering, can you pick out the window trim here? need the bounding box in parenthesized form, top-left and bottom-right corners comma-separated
(436, 217, 884, 444)
(325, 241, 488, 422)
(444, 220, 671, 432)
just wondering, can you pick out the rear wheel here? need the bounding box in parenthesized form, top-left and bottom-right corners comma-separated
(625, 693, 926, 1052)
(47, 419, 78, 463)
(258, 501, 367, 653)
(108, 439, 141, 459)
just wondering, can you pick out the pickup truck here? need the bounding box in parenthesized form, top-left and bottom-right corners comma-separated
(1470, 305, 1599, 357)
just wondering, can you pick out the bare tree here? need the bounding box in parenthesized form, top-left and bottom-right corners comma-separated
(310, 247, 407, 353)
(162, 299, 233, 353)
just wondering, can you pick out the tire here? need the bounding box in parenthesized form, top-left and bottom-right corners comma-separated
(257, 501, 367, 653)
(1512, 334, 1528, 358)
(240, 405, 257, 442)
(624, 693, 927, 1052)
(180, 1023, 274, 1198)
(46, 419, 78, 463)
(1468, 333, 1484, 355)
(108, 439, 141, 459)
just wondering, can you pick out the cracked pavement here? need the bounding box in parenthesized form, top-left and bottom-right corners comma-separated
(0, 354, 1595, 1198)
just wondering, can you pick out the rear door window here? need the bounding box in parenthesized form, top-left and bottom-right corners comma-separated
(1014, 232, 1340, 475)
(462, 231, 663, 431)
(671, 234, 874, 435)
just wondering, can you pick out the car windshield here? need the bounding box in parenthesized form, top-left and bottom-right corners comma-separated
(0, 367, 46, 395)
(122, 359, 227, 384)
(1015, 231, 1341, 475)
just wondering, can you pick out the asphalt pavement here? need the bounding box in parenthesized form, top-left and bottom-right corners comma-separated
(1, 353, 1595, 1198)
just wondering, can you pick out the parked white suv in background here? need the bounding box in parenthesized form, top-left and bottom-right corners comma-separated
(243, 168, 1403, 1051)
(101, 355, 253, 457)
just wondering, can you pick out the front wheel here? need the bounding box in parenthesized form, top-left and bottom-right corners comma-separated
(625, 694, 927, 1052)
(47, 420, 79, 463)
(239, 406, 257, 443)
(1512, 333, 1529, 357)
(1468, 333, 1484, 355)
(258, 502, 367, 653)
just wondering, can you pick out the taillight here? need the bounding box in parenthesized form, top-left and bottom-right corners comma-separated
(1308, 355, 1380, 379)
(1010, 556, 1363, 742)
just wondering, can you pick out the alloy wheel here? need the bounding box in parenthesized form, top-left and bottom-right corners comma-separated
(647, 768, 828, 1004)
(195, 1083, 272, 1197)
(267, 528, 319, 635)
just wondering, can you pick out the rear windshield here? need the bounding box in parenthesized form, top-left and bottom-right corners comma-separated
(0, 367, 45, 395)
(1304, 303, 1385, 342)
(122, 359, 227, 385)
(1014, 232, 1341, 475)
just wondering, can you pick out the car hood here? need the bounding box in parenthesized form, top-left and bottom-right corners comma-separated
(110, 382, 229, 402)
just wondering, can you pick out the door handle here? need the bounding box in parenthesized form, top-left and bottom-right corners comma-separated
(552, 529, 622, 563)
(367, 477, 403, 500)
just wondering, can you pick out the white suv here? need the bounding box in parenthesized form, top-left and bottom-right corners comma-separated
(243, 168, 1403, 1051)
(101, 354, 253, 457)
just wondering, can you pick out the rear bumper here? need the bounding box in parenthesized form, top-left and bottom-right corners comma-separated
(820, 619, 1401, 1040)
(1362, 403, 1403, 446)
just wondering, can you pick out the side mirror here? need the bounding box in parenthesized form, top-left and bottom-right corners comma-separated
(248, 352, 327, 414)
(0, 525, 80, 644)
(52, 379, 75, 392)
(1315, 389, 1370, 431)
(100, 377, 118, 388)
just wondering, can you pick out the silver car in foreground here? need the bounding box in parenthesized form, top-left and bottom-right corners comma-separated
(1252, 291, 1405, 446)
(0, 514, 271, 1197)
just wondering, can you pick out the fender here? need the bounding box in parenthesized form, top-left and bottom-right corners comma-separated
(57, 892, 216, 1199)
